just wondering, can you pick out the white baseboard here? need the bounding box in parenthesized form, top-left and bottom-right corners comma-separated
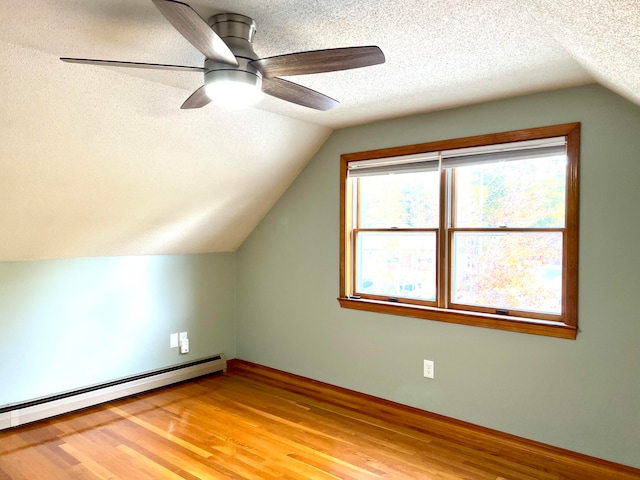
(0, 354, 226, 430)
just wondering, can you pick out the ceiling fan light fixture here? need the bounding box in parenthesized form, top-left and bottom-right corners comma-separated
(204, 69, 262, 108)
(61, 2, 385, 111)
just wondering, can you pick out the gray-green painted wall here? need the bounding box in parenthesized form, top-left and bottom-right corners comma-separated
(1, 84, 638, 469)
(236, 84, 640, 468)
(0, 253, 236, 406)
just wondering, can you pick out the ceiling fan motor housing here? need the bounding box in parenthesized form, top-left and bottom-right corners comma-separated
(205, 13, 261, 90)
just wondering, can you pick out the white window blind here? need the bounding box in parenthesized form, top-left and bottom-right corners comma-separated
(347, 152, 439, 177)
(348, 137, 566, 177)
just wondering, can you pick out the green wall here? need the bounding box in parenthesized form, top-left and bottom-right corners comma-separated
(0, 253, 236, 406)
(1, 84, 638, 469)
(236, 84, 640, 468)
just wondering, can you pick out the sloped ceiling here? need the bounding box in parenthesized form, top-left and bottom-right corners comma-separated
(0, 0, 637, 261)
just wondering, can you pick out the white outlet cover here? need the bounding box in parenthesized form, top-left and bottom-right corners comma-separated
(424, 359, 435, 379)
(170, 333, 179, 348)
(179, 331, 188, 341)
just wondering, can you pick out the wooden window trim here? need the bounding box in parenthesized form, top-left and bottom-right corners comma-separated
(339, 123, 580, 339)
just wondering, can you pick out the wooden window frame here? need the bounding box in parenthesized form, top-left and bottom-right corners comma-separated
(338, 123, 580, 339)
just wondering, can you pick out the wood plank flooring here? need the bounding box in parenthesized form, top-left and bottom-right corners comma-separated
(0, 360, 638, 479)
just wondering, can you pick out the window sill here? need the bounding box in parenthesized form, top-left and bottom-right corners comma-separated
(337, 297, 577, 339)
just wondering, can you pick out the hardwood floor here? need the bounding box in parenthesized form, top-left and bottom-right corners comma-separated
(0, 360, 638, 479)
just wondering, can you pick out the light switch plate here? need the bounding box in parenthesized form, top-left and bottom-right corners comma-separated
(170, 333, 179, 348)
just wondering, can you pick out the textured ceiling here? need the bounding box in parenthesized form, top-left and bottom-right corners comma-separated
(0, 0, 637, 261)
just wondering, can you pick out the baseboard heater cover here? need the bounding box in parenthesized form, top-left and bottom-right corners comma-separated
(0, 354, 227, 431)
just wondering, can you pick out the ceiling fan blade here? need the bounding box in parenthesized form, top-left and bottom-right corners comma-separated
(151, 0, 238, 66)
(251, 46, 384, 78)
(60, 57, 205, 72)
(181, 85, 211, 109)
(261, 77, 338, 111)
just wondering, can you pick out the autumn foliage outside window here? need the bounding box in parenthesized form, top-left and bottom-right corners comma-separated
(339, 123, 580, 339)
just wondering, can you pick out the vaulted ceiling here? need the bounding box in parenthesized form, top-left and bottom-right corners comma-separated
(1, 0, 638, 261)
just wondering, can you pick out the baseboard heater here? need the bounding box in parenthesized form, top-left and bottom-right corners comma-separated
(0, 354, 227, 431)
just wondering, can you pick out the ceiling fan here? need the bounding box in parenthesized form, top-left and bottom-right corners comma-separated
(61, 0, 385, 111)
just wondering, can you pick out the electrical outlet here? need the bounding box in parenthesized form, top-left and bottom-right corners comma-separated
(179, 332, 189, 354)
(170, 333, 179, 348)
(423, 359, 435, 379)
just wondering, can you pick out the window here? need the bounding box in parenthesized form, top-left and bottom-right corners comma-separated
(339, 123, 580, 339)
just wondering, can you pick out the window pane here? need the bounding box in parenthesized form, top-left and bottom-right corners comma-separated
(454, 156, 566, 228)
(356, 231, 436, 301)
(359, 171, 439, 228)
(451, 231, 563, 314)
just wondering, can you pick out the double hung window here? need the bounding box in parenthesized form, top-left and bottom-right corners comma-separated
(339, 123, 580, 338)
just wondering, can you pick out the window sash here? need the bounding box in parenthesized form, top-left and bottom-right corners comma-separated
(447, 228, 565, 321)
(353, 229, 438, 306)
